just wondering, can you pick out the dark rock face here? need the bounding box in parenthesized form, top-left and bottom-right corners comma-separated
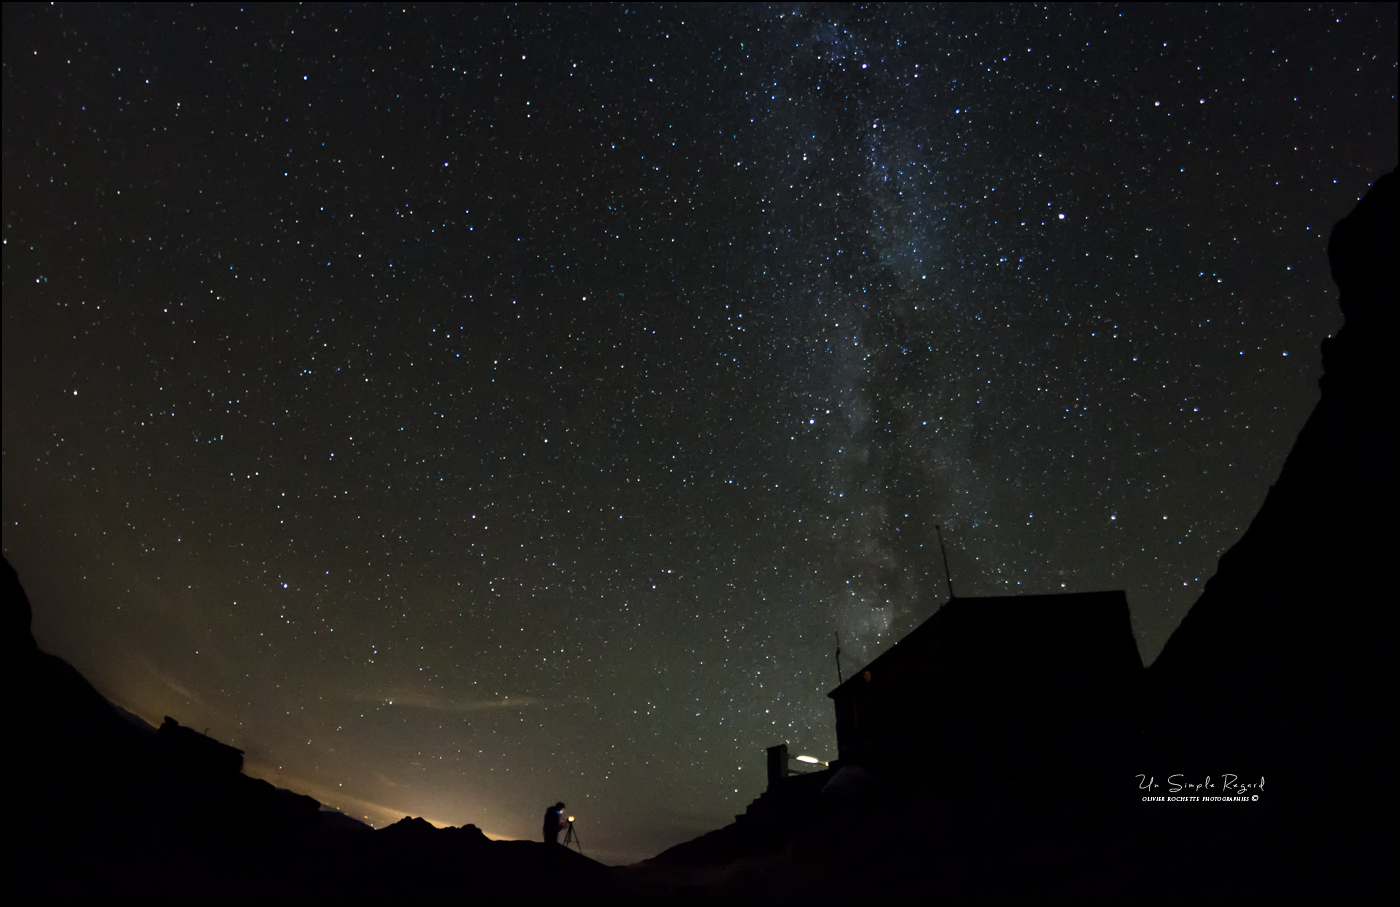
(1111, 167, 1399, 906)
(1150, 171, 1397, 794)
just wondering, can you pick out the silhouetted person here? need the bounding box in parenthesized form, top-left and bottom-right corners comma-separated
(543, 801, 565, 846)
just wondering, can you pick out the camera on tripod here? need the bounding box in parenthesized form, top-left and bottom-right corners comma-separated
(561, 815, 581, 852)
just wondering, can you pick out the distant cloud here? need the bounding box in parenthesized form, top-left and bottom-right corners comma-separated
(157, 672, 199, 704)
(117, 655, 239, 738)
(348, 691, 541, 713)
(246, 763, 412, 826)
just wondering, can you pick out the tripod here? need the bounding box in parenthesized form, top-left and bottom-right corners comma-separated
(561, 819, 583, 855)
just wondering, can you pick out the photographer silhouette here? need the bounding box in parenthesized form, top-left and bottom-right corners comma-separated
(542, 801, 565, 846)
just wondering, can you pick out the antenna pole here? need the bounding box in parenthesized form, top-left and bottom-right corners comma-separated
(834, 631, 844, 685)
(936, 524, 956, 600)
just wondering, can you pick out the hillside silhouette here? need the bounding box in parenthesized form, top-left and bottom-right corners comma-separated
(4, 169, 1395, 905)
(2, 557, 619, 904)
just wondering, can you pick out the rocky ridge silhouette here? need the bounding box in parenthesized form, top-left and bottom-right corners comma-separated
(2, 557, 618, 904)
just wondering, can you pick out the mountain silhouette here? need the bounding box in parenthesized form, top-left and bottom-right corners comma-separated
(2, 556, 620, 904)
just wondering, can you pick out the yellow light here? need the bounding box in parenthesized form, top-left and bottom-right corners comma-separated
(568, 816, 575, 822)
(796, 755, 822, 764)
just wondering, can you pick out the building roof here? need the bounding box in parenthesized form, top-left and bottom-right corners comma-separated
(828, 590, 1141, 699)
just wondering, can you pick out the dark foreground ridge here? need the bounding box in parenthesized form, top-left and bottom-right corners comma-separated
(4, 170, 1396, 905)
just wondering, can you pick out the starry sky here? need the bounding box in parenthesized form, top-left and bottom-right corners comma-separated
(3, 3, 1395, 863)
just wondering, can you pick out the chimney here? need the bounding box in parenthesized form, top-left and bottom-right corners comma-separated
(766, 743, 789, 788)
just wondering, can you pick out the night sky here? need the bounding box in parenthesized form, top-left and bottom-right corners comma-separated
(3, 3, 1395, 863)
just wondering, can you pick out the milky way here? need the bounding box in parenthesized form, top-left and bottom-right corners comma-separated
(3, 4, 1394, 862)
